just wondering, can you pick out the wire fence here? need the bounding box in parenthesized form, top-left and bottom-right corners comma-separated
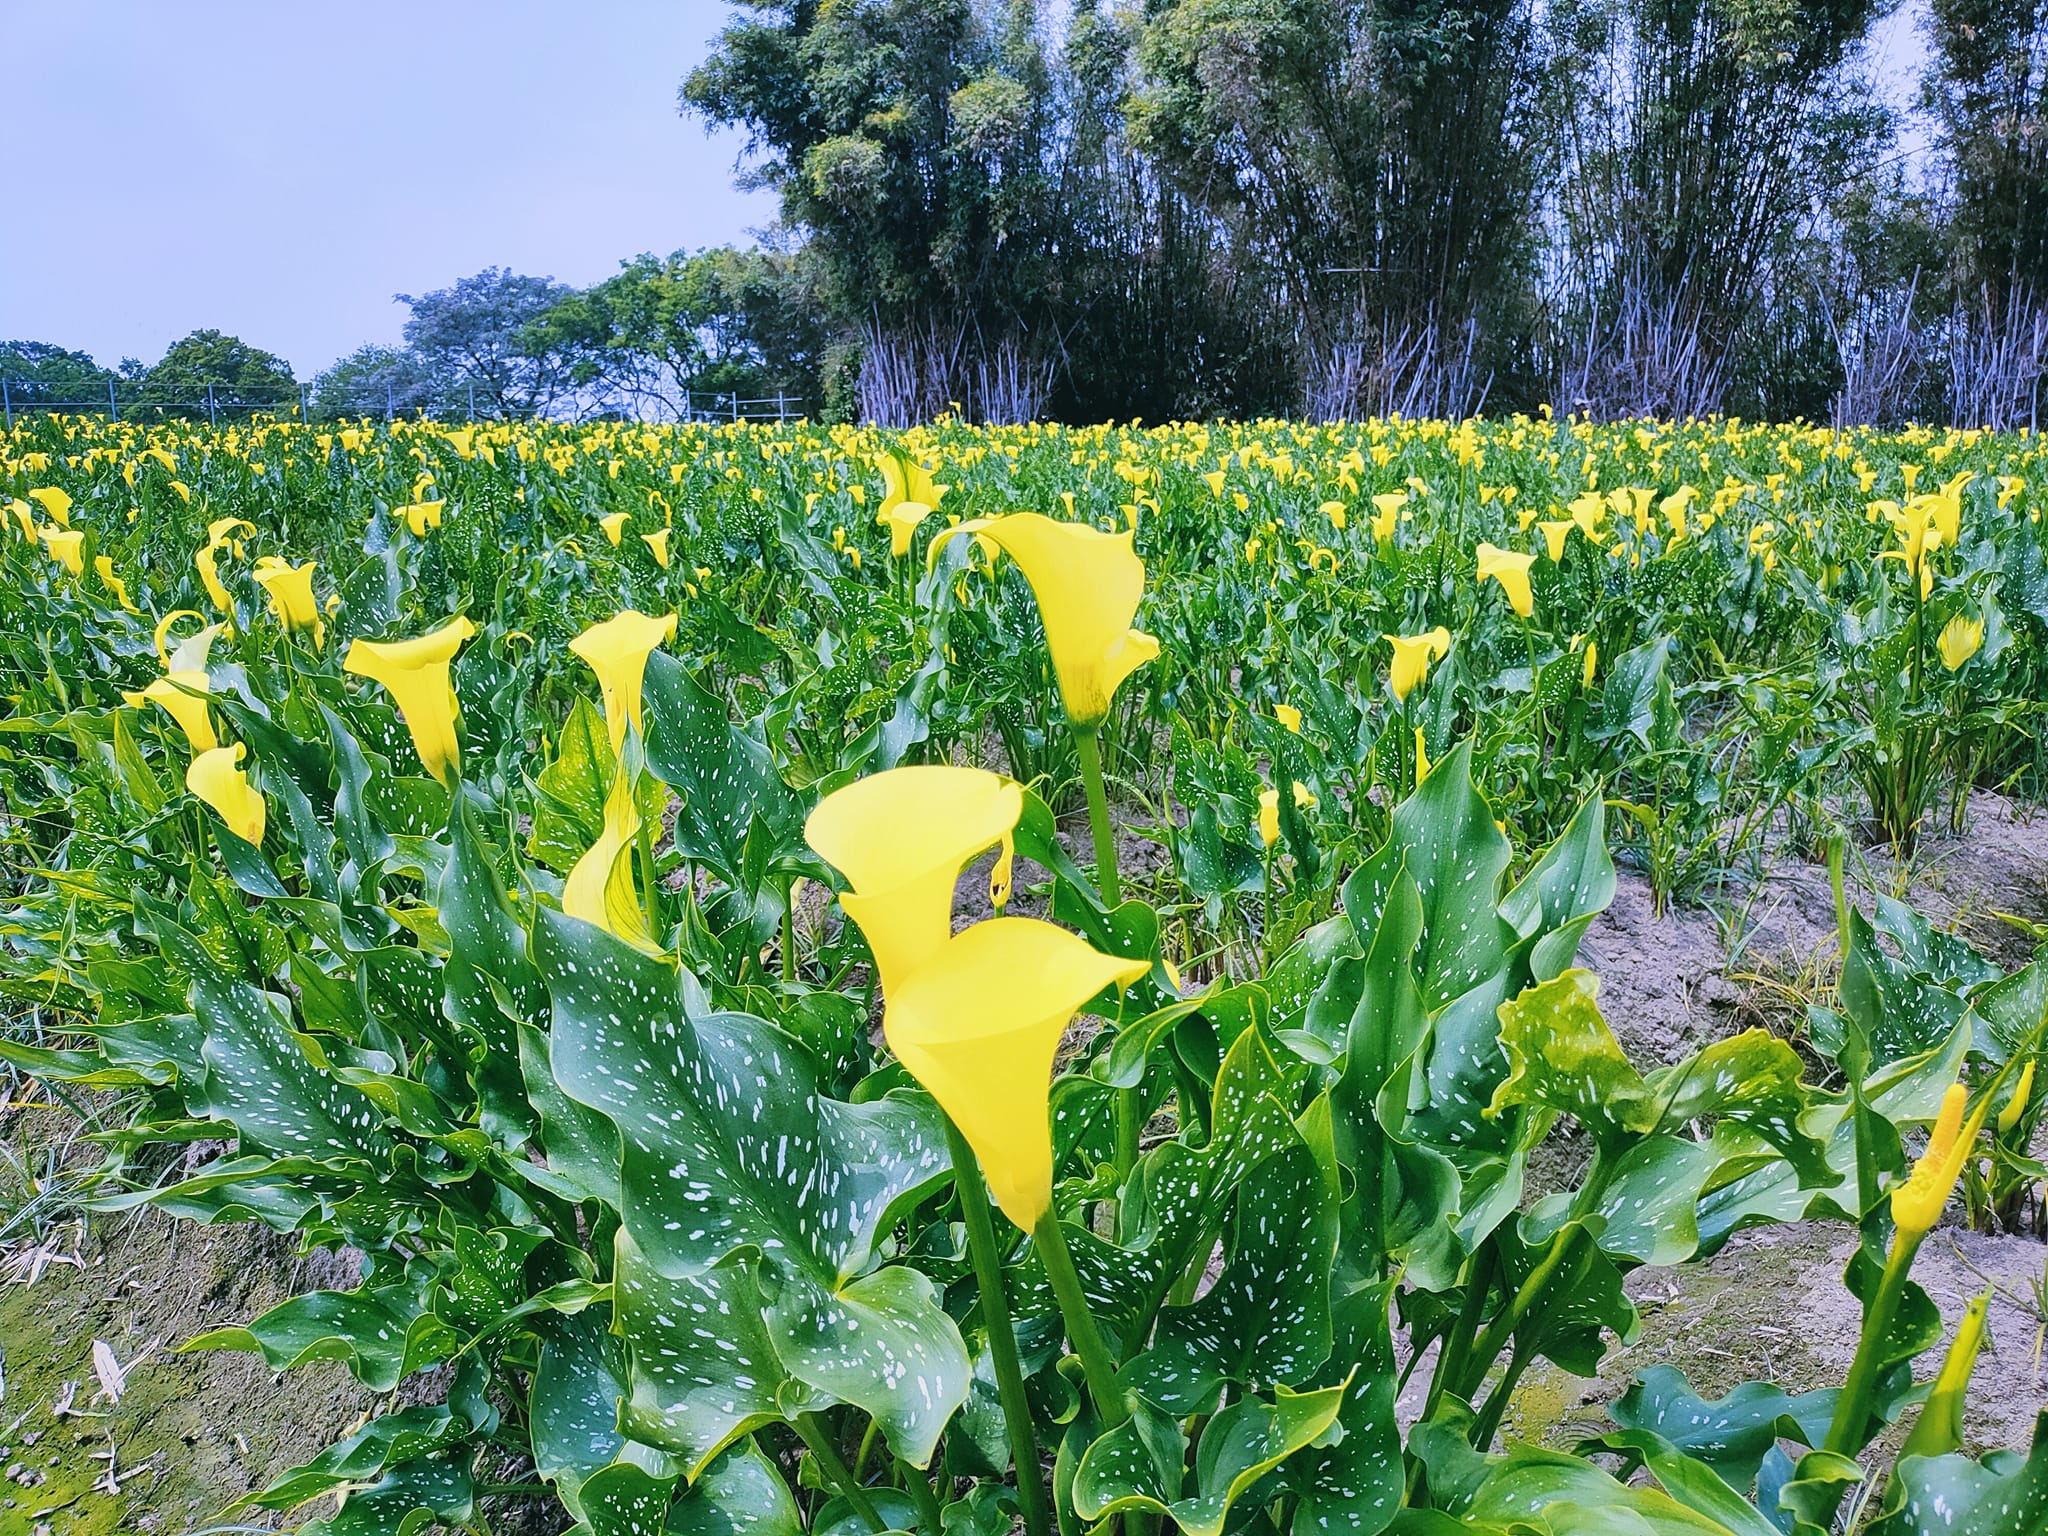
(0, 380, 808, 431)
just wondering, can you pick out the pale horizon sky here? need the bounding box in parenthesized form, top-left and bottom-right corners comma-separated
(0, 1, 776, 377)
(3, 1, 1935, 383)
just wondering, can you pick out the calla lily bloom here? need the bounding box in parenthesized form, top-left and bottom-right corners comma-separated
(1999, 1060, 2035, 1135)
(195, 541, 234, 612)
(564, 762, 658, 953)
(569, 609, 677, 753)
(1369, 492, 1407, 542)
(27, 488, 71, 526)
(600, 511, 631, 546)
(884, 500, 934, 557)
(343, 616, 476, 784)
(1937, 612, 1984, 671)
(1274, 703, 1302, 733)
(877, 451, 947, 516)
(187, 743, 265, 846)
(1384, 627, 1451, 702)
(1891, 1082, 1992, 1236)
(886, 916, 1148, 1229)
(94, 556, 138, 613)
(40, 527, 84, 576)
(641, 528, 672, 568)
(1476, 543, 1537, 618)
(401, 500, 446, 536)
(1257, 781, 1316, 847)
(931, 513, 1158, 726)
(125, 672, 217, 753)
(1660, 485, 1698, 538)
(6, 498, 32, 541)
(253, 557, 325, 647)
(1537, 519, 1574, 563)
(806, 765, 1024, 993)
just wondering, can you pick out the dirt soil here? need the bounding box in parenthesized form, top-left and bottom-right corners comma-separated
(0, 1206, 370, 1535)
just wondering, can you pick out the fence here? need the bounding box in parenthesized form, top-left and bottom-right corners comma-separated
(0, 380, 808, 430)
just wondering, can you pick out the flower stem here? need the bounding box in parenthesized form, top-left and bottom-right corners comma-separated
(898, 1454, 945, 1536)
(795, 1412, 886, 1534)
(944, 1118, 1053, 1536)
(1032, 1207, 1128, 1427)
(1074, 723, 1120, 906)
(1825, 1230, 1923, 1457)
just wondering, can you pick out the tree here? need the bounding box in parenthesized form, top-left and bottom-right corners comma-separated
(397, 268, 587, 418)
(137, 329, 298, 403)
(0, 341, 116, 404)
(310, 344, 449, 419)
(1130, 0, 1545, 416)
(536, 245, 828, 415)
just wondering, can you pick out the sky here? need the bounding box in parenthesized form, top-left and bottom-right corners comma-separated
(3, 1, 1935, 383)
(0, 1, 776, 377)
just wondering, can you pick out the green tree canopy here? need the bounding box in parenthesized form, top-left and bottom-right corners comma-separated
(1, 340, 118, 404)
(137, 329, 298, 404)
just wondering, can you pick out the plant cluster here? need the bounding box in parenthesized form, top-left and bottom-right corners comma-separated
(0, 412, 2045, 1535)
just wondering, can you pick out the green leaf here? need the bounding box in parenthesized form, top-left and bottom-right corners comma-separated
(185, 1281, 460, 1391)
(1459, 1440, 1738, 1535)
(531, 1309, 632, 1515)
(535, 905, 949, 1284)
(642, 651, 804, 886)
(1124, 1129, 1337, 1413)
(1867, 1410, 2048, 1536)
(668, 1440, 805, 1536)
(530, 695, 613, 872)
(1073, 1381, 1350, 1536)
(248, 1405, 469, 1510)
(1593, 636, 1673, 753)
(1285, 1281, 1403, 1536)
(1839, 910, 1969, 1071)
(1489, 970, 1659, 1146)
(296, 1452, 474, 1536)
(1607, 1366, 1835, 1495)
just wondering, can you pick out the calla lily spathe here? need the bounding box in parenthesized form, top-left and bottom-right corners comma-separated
(563, 760, 658, 953)
(886, 916, 1148, 1229)
(344, 616, 476, 784)
(1257, 781, 1316, 847)
(569, 609, 677, 754)
(253, 557, 325, 647)
(27, 488, 71, 526)
(187, 743, 266, 846)
(804, 765, 1023, 993)
(1476, 543, 1537, 618)
(932, 513, 1159, 726)
(1937, 612, 1984, 671)
(641, 528, 672, 568)
(401, 500, 446, 537)
(40, 527, 84, 576)
(1384, 627, 1451, 702)
(125, 672, 217, 753)
(1891, 1082, 1991, 1236)
(884, 500, 934, 557)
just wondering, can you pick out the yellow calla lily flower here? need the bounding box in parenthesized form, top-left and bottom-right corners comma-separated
(153, 610, 210, 669)
(1257, 781, 1316, 847)
(1476, 543, 1536, 618)
(27, 487, 71, 526)
(1274, 703, 1302, 733)
(563, 760, 658, 953)
(1660, 485, 1698, 538)
(1369, 491, 1407, 542)
(885, 500, 933, 557)
(252, 557, 325, 647)
(186, 742, 265, 846)
(931, 513, 1158, 726)
(40, 527, 84, 576)
(886, 916, 1148, 1229)
(1537, 519, 1574, 563)
(806, 765, 1024, 992)
(641, 528, 672, 568)
(343, 616, 476, 784)
(124, 672, 217, 753)
(6, 498, 33, 541)
(1891, 1082, 1992, 1237)
(400, 499, 446, 536)
(569, 609, 677, 754)
(93, 555, 138, 613)
(1319, 499, 1347, 531)
(1998, 1060, 2035, 1135)
(195, 540, 234, 612)
(1384, 627, 1452, 702)
(600, 511, 631, 546)
(1936, 612, 1984, 671)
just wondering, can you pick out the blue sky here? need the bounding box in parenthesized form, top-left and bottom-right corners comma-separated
(2, 1, 1932, 383)
(0, 1, 775, 377)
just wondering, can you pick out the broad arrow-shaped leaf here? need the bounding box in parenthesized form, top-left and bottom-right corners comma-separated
(642, 651, 805, 885)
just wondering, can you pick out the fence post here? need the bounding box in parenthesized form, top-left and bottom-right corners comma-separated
(301, 384, 311, 423)
(386, 382, 394, 424)
(2, 377, 10, 432)
(468, 382, 475, 421)
(731, 392, 739, 424)
(777, 391, 786, 422)
(207, 383, 218, 429)
(109, 379, 119, 421)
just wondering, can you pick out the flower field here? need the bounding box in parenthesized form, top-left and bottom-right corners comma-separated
(2, 411, 2046, 1536)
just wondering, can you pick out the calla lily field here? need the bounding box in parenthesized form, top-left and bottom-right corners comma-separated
(1, 410, 2046, 1536)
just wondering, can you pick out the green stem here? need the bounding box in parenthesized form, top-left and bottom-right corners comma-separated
(795, 1412, 886, 1534)
(782, 875, 797, 984)
(944, 1118, 1053, 1536)
(1457, 1226, 1586, 1404)
(1469, 1340, 1535, 1450)
(1827, 831, 1851, 966)
(1074, 723, 1120, 906)
(1033, 1207, 1128, 1427)
(1421, 1248, 1493, 1425)
(1825, 1230, 1923, 1457)
(898, 1455, 945, 1536)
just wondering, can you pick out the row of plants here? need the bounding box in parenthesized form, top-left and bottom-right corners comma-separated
(0, 414, 2043, 1534)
